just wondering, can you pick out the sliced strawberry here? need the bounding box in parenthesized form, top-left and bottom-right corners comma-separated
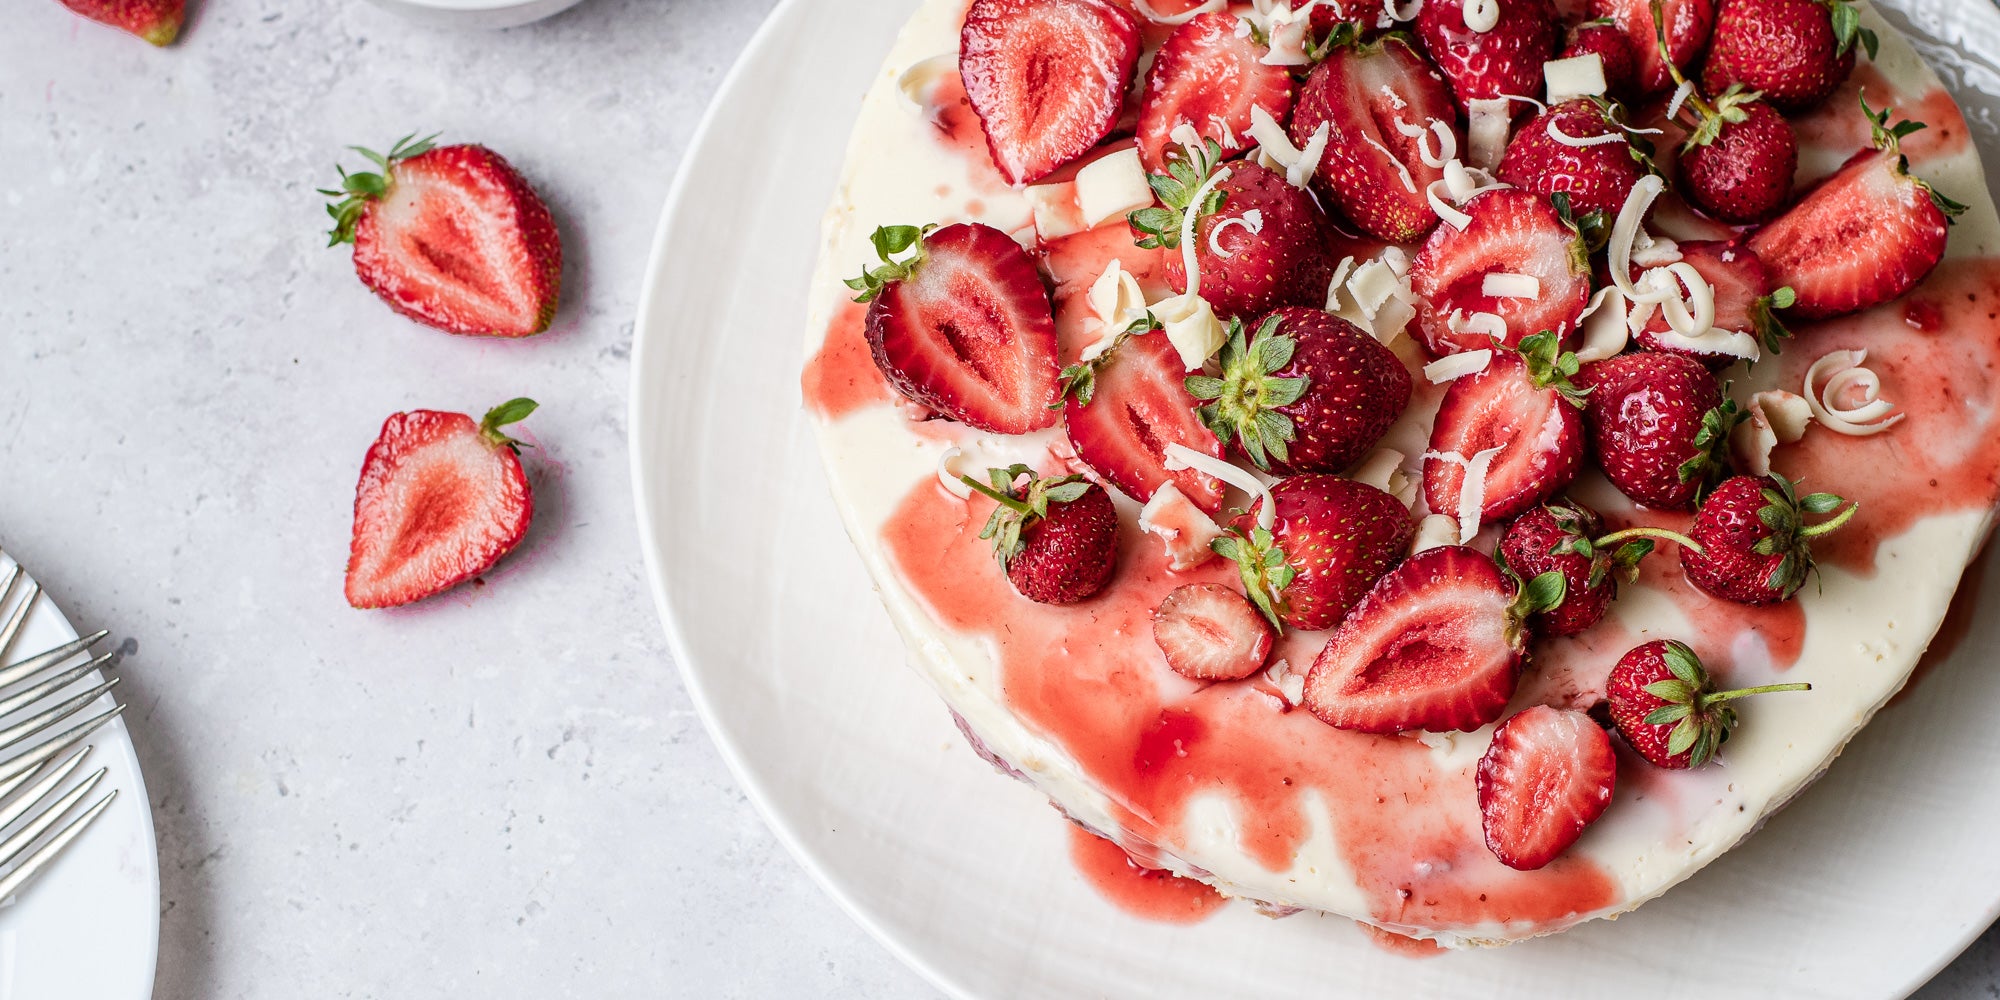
(1747, 99, 1963, 320)
(851, 223, 1062, 435)
(1476, 705, 1617, 870)
(1577, 351, 1736, 510)
(1415, 0, 1560, 114)
(58, 0, 184, 44)
(961, 466, 1121, 605)
(1590, 0, 1716, 96)
(1291, 35, 1460, 244)
(1153, 584, 1277, 681)
(345, 399, 538, 609)
(1219, 475, 1416, 632)
(1304, 546, 1562, 733)
(1630, 240, 1790, 365)
(1410, 188, 1592, 357)
(1063, 328, 1226, 512)
(1137, 12, 1297, 173)
(1423, 336, 1587, 529)
(1132, 154, 1342, 322)
(960, 0, 1142, 185)
(1498, 99, 1650, 225)
(325, 137, 564, 338)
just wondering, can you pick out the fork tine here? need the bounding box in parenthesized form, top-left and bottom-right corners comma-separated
(0, 746, 92, 832)
(0, 744, 90, 809)
(0, 679, 119, 755)
(0, 578, 38, 662)
(0, 706, 124, 786)
(0, 767, 106, 869)
(0, 653, 116, 721)
(0, 789, 116, 902)
(0, 631, 111, 691)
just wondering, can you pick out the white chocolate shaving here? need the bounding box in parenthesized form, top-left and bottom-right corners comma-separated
(1153, 293, 1228, 371)
(937, 446, 974, 499)
(1482, 272, 1541, 300)
(1081, 260, 1149, 361)
(1138, 482, 1224, 571)
(1574, 286, 1631, 363)
(1426, 447, 1506, 541)
(1350, 448, 1413, 508)
(1178, 165, 1233, 299)
(1806, 350, 1906, 436)
(1132, 0, 1226, 24)
(1166, 445, 1277, 532)
(1427, 180, 1475, 231)
(1425, 349, 1495, 384)
(1447, 309, 1509, 342)
(1548, 120, 1628, 147)
(1608, 174, 1668, 301)
(898, 54, 959, 110)
(1461, 0, 1499, 32)
(1731, 391, 1814, 477)
(1666, 80, 1697, 122)
(1544, 54, 1608, 104)
(1363, 133, 1418, 194)
(1466, 98, 1515, 171)
(1074, 147, 1155, 229)
(1413, 514, 1461, 554)
(1263, 657, 1305, 707)
(1207, 209, 1266, 259)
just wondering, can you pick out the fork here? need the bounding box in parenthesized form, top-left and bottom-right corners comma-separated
(0, 557, 125, 903)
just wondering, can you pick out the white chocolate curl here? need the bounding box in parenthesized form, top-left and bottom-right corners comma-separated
(1351, 448, 1415, 510)
(1132, 0, 1225, 24)
(1425, 447, 1505, 542)
(1166, 444, 1278, 532)
(1574, 286, 1631, 363)
(1461, 0, 1500, 31)
(1806, 350, 1906, 436)
(1413, 514, 1462, 554)
(937, 446, 974, 499)
(1730, 391, 1813, 477)
(1424, 349, 1494, 384)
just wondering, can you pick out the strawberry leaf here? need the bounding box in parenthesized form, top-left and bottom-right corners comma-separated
(847, 224, 938, 303)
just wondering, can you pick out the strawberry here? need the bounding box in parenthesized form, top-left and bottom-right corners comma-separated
(1563, 19, 1640, 98)
(1304, 547, 1565, 733)
(1747, 97, 1965, 320)
(1590, 0, 1715, 95)
(1496, 499, 1696, 636)
(1061, 323, 1227, 512)
(1216, 475, 1415, 632)
(1130, 149, 1340, 321)
(1422, 334, 1588, 530)
(1290, 34, 1460, 243)
(322, 136, 563, 338)
(1475, 705, 1617, 870)
(1681, 474, 1857, 605)
(1607, 639, 1812, 768)
(850, 223, 1062, 435)
(1664, 65, 1798, 225)
(960, 465, 1120, 605)
(1498, 99, 1651, 230)
(1409, 188, 1593, 357)
(960, 0, 1142, 185)
(1153, 584, 1277, 681)
(1629, 240, 1793, 364)
(1702, 0, 1876, 112)
(1578, 351, 1738, 510)
(1415, 0, 1561, 114)
(345, 399, 538, 610)
(1136, 12, 1297, 173)
(57, 0, 183, 44)
(1309, 0, 1375, 30)
(1185, 308, 1412, 475)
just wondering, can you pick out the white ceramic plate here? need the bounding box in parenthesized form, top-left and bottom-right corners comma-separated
(362, 0, 587, 30)
(0, 554, 160, 1000)
(632, 1, 2000, 995)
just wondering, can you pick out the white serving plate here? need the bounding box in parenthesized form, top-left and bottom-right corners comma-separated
(362, 0, 587, 30)
(631, 1, 2000, 995)
(0, 553, 160, 1000)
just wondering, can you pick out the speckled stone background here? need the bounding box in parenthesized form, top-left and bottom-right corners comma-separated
(0, 0, 1994, 997)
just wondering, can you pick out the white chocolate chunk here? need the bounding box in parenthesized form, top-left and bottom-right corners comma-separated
(1138, 483, 1224, 571)
(1413, 514, 1462, 554)
(1153, 293, 1228, 371)
(1482, 272, 1541, 300)
(1424, 350, 1494, 384)
(1075, 148, 1155, 230)
(1544, 54, 1608, 104)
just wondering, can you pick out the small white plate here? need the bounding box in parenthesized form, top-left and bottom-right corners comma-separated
(632, 1, 2000, 995)
(0, 554, 160, 1000)
(362, 0, 587, 30)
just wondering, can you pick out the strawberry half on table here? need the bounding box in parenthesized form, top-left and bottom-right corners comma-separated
(345, 399, 539, 610)
(322, 134, 564, 338)
(58, 0, 184, 45)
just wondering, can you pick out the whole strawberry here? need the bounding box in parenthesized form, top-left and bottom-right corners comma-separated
(1702, 0, 1876, 112)
(1579, 352, 1738, 510)
(1498, 99, 1651, 227)
(1664, 66, 1798, 225)
(1216, 475, 1415, 632)
(322, 134, 564, 338)
(1591, 0, 1716, 95)
(1563, 19, 1640, 97)
(1497, 500, 1700, 636)
(1416, 0, 1561, 114)
(1186, 309, 1412, 475)
(960, 465, 1120, 605)
(1608, 639, 1811, 768)
(346, 399, 538, 609)
(57, 0, 184, 44)
(1681, 474, 1857, 605)
(1130, 147, 1339, 322)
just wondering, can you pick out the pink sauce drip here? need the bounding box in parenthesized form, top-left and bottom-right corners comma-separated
(1360, 922, 1446, 959)
(1067, 825, 1227, 924)
(802, 301, 889, 420)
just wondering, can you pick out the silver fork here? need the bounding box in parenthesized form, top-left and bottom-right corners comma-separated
(0, 558, 124, 903)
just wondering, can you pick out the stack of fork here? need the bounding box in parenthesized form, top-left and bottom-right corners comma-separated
(0, 556, 124, 903)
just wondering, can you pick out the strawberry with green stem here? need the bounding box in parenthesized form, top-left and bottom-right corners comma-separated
(960, 465, 1120, 606)
(1497, 499, 1702, 636)
(1423, 331, 1589, 531)
(1608, 639, 1812, 768)
(1681, 474, 1858, 605)
(1214, 475, 1415, 632)
(1059, 316, 1229, 512)
(1650, 0, 1799, 225)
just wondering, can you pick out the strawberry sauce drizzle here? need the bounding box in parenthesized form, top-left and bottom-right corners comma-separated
(883, 484, 1617, 934)
(1789, 66, 1970, 169)
(1359, 922, 1446, 959)
(1067, 825, 1227, 924)
(802, 301, 889, 420)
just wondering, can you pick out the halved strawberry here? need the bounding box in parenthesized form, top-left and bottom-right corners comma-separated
(1137, 12, 1296, 173)
(850, 223, 1062, 435)
(1578, 351, 1737, 510)
(1291, 34, 1460, 243)
(1590, 0, 1716, 95)
(58, 0, 184, 44)
(1747, 97, 1964, 320)
(960, 0, 1142, 185)
(323, 136, 563, 338)
(1304, 547, 1564, 733)
(1062, 327, 1227, 511)
(961, 465, 1121, 605)
(1410, 188, 1592, 357)
(1476, 705, 1617, 870)
(346, 399, 538, 609)
(1218, 475, 1416, 632)
(1153, 584, 1277, 681)
(1415, 0, 1560, 114)
(1498, 99, 1651, 230)
(1130, 152, 1342, 321)
(1629, 240, 1791, 365)
(1423, 334, 1587, 529)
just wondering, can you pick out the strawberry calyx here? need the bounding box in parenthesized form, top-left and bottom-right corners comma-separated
(1212, 524, 1297, 630)
(1751, 287, 1798, 355)
(960, 465, 1096, 569)
(1504, 569, 1569, 648)
(319, 133, 440, 247)
(1860, 92, 1970, 218)
(1676, 395, 1744, 498)
(1185, 315, 1312, 471)
(1516, 331, 1590, 408)
(1549, 193, 1606, 268)
(1130, 140, 1230, 251)
(1054, 313, 1164, 408)
(845, 224, 940, 303)
(478, 398, 540, 452)
(1639, 640, 1812, 767)
(1541, 499, 1704, 590)
(1820, 0, 1879, 61)
(1751, 473, 1859, 600)
(1647, 0, 1773, 153)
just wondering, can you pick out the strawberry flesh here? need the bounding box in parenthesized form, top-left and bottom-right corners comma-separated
(1476, 705, 1617, 870)
(1137, 12, 1296, 173)
(1423, 352, 1585, 528)
(1410, 188, 1591, 357)
(1748, 148, 1951, 320)
(1066, 330, 1227, 511)
(1153, 584, 1276, 681)
(1291, 37, 1459, 244)
(960, 0, 1142, 185)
